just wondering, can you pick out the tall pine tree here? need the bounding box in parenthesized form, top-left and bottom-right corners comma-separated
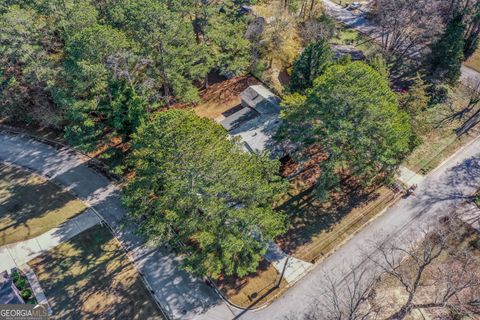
(431, 15, 465, 84)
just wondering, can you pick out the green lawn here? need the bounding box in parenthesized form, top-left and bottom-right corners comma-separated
(330, 25, 381, 58)
(0, 163, 86, 245)
(29, 226, 164, 320)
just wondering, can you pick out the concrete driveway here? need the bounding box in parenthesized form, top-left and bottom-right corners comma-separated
(3, 130, 480, 319)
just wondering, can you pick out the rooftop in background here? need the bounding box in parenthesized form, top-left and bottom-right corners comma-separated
(0, 271, 25, 304)
(331, 44, 366, 61)
(220, 85, 284, 157)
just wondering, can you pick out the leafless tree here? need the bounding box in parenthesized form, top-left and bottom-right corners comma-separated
(368, 218, 480, 319)
(368, 0, 443, 66)
(285, 265, 383, 320)
(292, 217, 480, 320)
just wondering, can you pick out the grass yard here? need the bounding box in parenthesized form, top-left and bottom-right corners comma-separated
(465, 48, 480, 73)
(28, 225, 163, 320)
(216, 259, 288, 308)
(403, 85, 480, 174)
(0, 163, 86, 246)
(330, 24, 381, 58)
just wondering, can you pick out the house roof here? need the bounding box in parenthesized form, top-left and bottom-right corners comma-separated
(240, 85, 281, 115)
(220, 85, 284, 157)
(0, 271, 25, 304)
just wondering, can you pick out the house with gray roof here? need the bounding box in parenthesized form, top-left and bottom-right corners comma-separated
(220, 85, 284, 157)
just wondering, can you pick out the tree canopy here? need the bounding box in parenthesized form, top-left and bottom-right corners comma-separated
(124, 110, 287, 277)
(277, 62, 413, 199)
(431, 14, 465, 84)
(0, 0, 251, 151)
(289, 38, 333, 92)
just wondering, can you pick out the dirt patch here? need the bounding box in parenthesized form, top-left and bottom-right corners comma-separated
(216, 259, 287, 308)
(465, 49, 480, 73)
(191, 75, 260, 120)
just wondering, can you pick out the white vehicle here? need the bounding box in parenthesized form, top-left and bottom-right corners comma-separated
(347, 2, 361, 10)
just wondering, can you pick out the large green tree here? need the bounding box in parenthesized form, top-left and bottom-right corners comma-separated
(0, 5, 61, 127)
(431, 14, 465, 84)
(277, 62, 413, 199)
(124, 110, 287, 277)
(289, 38, 333, 92)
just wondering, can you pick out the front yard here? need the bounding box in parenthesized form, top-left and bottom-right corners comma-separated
(0, 163, 86, 246)
(28, 225, 163, 319)
(403, 84, 480, 174)
(465, 49, 480, 73)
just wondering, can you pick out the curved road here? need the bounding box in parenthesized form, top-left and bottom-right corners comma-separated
(2, 131, 480, 319)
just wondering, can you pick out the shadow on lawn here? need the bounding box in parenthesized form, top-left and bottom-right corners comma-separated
(29, 225, 161, 320)
(0, 163, 85, 245)
(276, 183, 381, 257)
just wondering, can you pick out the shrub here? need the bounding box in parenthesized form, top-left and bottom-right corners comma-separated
(21, 289, 32, 300)
(14, 276, 26, 291)
(429, 83, 450, 105)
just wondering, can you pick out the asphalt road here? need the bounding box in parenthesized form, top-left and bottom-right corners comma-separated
(2, 130, 480, 319)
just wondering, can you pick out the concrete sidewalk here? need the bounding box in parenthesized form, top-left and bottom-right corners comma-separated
(264, 243, 312, 284)
(0, 209, 101, 272)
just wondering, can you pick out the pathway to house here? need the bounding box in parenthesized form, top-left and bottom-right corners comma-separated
(0, 209, 101, 272)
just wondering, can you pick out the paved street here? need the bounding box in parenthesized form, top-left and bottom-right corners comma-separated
(2, 130, 480, 319)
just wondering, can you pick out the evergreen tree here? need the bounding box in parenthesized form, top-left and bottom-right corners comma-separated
(277, 62, 413, 199)
(124, 110, 287, 277)
(431, 15, 465, 84)
(289, 39, 333, 92)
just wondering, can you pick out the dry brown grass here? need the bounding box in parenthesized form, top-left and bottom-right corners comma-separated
(0, 163, 86, 246)
(193, 76, 259, 120)
(29, 226, 163, 320)
(465, 49, 480, 73)
(403, 85, 480, 174)
(216, 259, 288, 308)
(370, 222, 480, 319)
(278, 185, 396, 263)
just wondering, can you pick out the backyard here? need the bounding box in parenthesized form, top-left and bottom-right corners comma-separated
(0, 163, 86, 246)
(28, 225, 163, 320)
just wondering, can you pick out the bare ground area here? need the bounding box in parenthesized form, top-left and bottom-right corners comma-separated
(216, 259, 288, 309)
(192, 75, 259, 120)
(0, 163, 86, 246)
(28, 225, 164, 320)
(277, 182, 396, 263)
(465, 49, 480, 73)
(369, 222, 480, 319)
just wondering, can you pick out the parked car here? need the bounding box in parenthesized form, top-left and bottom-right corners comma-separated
(347, 2, 362, 10)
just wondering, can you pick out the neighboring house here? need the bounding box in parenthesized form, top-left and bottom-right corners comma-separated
(220, 85, 284, 158)
(331, 44, 366, 61)
(0, 271, 25, 304)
